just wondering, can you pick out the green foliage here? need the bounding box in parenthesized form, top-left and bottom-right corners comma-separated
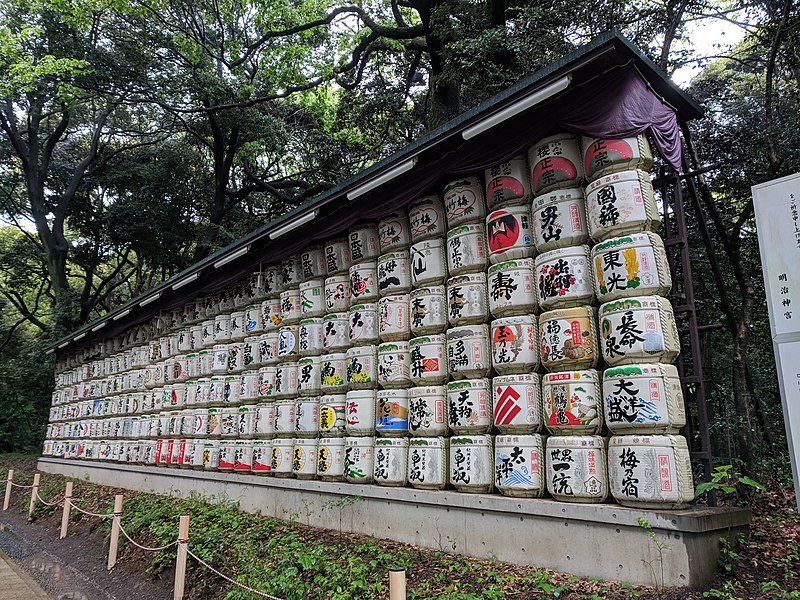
(695, 465, 766, 500)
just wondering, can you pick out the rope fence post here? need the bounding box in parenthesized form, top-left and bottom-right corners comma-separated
(60, 482, 73, 539)
(174, 515, 190, 600)
(2, 469, 12, 511)
(389, 566, 407, 600)
(107, 494, 124, 571)
(27, 473, 40, 518)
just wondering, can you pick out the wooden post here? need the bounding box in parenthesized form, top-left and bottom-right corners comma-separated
(173, 515, 190, 600)
(28, 473, 40, 518)
(389, 566, 406, 600)
(2, 469, 13, 511)
(107, 494, 124, 571)
(60, 482, 73, 539)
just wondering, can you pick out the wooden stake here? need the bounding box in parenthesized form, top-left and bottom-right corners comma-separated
(60, 482, 73, 539)
(389, 566, 406, 600)
(2, 469, 13, 511)
(173, 515, 190, 600)
(107, 494, 124, 571)
(28, 473, 40, 518)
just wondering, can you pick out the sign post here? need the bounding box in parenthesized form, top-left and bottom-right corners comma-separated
(753, 172, 800, 509)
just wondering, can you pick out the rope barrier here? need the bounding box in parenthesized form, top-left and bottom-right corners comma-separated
(34, 489, 63, 507)
(187, 548, 284, 600)
(8, 481, 36, 489)
(66, 498, 116, 518)
(118, 521, 179, 552)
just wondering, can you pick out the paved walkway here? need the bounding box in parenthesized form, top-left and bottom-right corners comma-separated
(0, 549, 50, 600)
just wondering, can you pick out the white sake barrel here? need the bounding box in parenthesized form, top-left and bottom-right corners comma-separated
(233, 440, 253, 472)
(585, 170, 660, 242)
(298, 318, 323, 357)
(324, 237, 351, 276)
(408, 385, 448, 436)
(378, 210, 411, 252)
(378, 251, 411, 296)
(349, 260, 378, 305)
(487, 259, 537, 317)
(409, 335, 447, 385)
(324, 275, 350, 312)
(261, 265, 282, 298)
(539, 306, 599, 371)
(273, 399, 296, 438)
(542, 370, 603, 435)
(603, 363, 686, 434)
(349, 223, 380, 263)
(219, 407, 238, 437)
(320, 353, 348, 393)
(348, 303, 379, 346)
(297, 356, 321, 397)
(376, 389, 409, 437)
(202, 440, 220, 470)
(213, 314, 231, 343)
(254, 403, 275, 439)
(211, 344, 228, 375)
(495, 434, 546, 498)
(280, 289, 301, 325)
(446, 379, 492, 434)
(379, 294, 410, 342)
(242, 338, 260, 370)
(447, 273, 487, 327)
(277, 325, 299, 361)
(177, 329, 192, 353)
(444, 176, 486, 228)
(446, 325, 491, 380)
(257, 366, 276, 400)
(280, 254, 302, 289)
(377, 341, 412, 389)
(485, 155, 531, 209)
(493, 374, 542, 435)
(407, 437, 448, 490)
(227, 343, 244, 374)
(374, 438, 409, 486)
(409, 286, 447, 336)
(299, 279, 325, 318)
(261, 299, 282, 332)
(259, 333, 279, 365)
(449, 435, 493, 493)
(319, 395, 346, 437)
(529, 134, 583, 195)
(300, 245, 326, 281)
(229, 311, 246, 342)
(410, 238, 447, 287)
(592, 232, 671, 302)
(317, 437, 346, 481)
(535, 245, 595, 310)
(346, 345, 378, 389)
(344, 436, 375, 483)
(274, 362, 298, 399)
(271, 438, 294, 477)
(251, 440, 272, 474)
(322, 313, 349, 351)
(248, 270, 269, 303)
(294, 398, 320, 438)
(408, 195, 446, 243)
(447, 224, 488, 276)
(486, 206, 534, 264)
(608, 434, 694, 509)
(598, 296, 680, 366)
(581, 135, 653, 182)
(491, 316, 539, 375)
(345, 390, 376, 436)
(546, 435, 609, 503)
(218, 440, 236, 470)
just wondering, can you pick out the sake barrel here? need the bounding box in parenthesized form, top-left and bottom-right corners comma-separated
(608, 434, 694, 509)
(273, 362, 298, 399)
(377, 341, 412, 389)
(602, 363, 686, 434)
(495, 434, 546, 498)
(542, 370, 603, 435)
(598, 296, 680, 366)
(447, 273, 488, 327)
(444, 176, 486, 228)
(446, 325, 491, 380)
(273, 399, 296, 438)
(237, 404, 256, 438)
(229, 311, 246, 342)
(545, 435, 608, 503)
(539, 306, 599, 371)
(349, 223, 380, 263)
(257, 366, 276, 400)
(491, 316, 539, 375)
(409, 335, 448, 385)
(324, 275, 350, 312)
(409, 286, 448, 336)
(447, 224, 488, 276)
(261, 299, 282, 332)
(374, 438, 409, 486)
(317, 437, 345, 481)
(227, 343, 244, 374)
(324, 237, 351, 276)
(408, 386, 448, 436)
(450, 435, 493, 493)
(322, 313, 349, 351)
(300, 245, 326, 281)
(320, 353, 348, 393)
(379, 294, 410, 342)
(485, 155, 531, 209)
(259, 332, 279, 365)
(528, 134, 583, 195)
(251, 440, 272, 474)
(486, 206, 534, 264)
(345, 390, 376, 436)
(407, 437, 449, 490)
(378, 251, 411, 296)
(349, 260, 378, 305)
(298, 318, 323, 357)
(294, 397, 320, 438)
(262, 265, 282, 298)
(277, 325, 299, 360)
(254, 403, 275, 438)
(242, 337, 260, 370)
(280, 254, 302, 289)
(585, 170, 660, 242)
(446, 379, 492, 434)
(408, 195, 446, 243)
(202, 440, 220, 470)
(346, 345, 378, 390)
(297, 356, 321, 397)
(219, 407, 238, 437)
(581, 135, 653, 182)
(319, 395, 347, 437)
(376, 389, 409, 436)
(280, 289, 301, 325)
(344, 437, 375, 483)
(493, 373, 542, 434)
(379, 210, 411, 252)
(535, 245, 595, 310)
(299, 279, 325, 318)
(410, 238, 448, 287)
(211, 344, 229, 375)
(487, 259, 538, 318)
(592, 232, 671, 302)
(271, 438, 294, 477)
(218, 441, 235, 470)
(348, 303, 379, 346)
(233, 440, 253, 472)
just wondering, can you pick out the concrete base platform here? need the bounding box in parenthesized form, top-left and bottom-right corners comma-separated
(38, 457, 749, 588)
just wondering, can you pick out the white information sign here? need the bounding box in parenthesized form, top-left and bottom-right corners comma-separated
(753, 172, 800, 508)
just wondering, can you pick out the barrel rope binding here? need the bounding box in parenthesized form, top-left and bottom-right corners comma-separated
(118, 521, 178, 552)
(186, 548, 283, 600)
